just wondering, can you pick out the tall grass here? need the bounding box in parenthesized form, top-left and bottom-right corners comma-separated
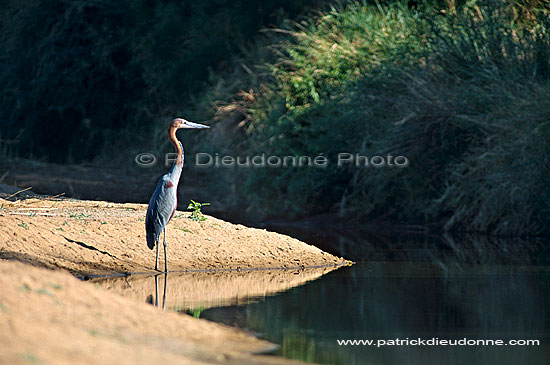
(225, 0, 550, 235)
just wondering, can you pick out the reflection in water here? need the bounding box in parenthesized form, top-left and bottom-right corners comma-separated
(94, 266, 339, 311)
(95, 232, 550, 365)
(156, 273, 167, 310)
(266, 224, 550, 267)
(199, 235, 550, 365)
(145, 273, 167, 310)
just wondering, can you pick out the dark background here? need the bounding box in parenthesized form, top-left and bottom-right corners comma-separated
(1, 0, 549, 235)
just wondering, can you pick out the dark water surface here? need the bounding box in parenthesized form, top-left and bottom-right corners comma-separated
(199, 230, 550, 365)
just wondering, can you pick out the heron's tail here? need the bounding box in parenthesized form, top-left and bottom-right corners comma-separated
(146, 229, 156, 250)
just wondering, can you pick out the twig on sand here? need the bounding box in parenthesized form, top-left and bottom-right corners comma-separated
(46, 192, 65, 200)
(5, 186, 32, 200)
(40, 192, 65, 201)
(9, 212, 59, 216)
(23, 192, 66, 206)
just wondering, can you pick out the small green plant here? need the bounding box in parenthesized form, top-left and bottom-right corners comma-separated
(187, 200, 210, 222)
(48, 282, 62, 290)
(188, 307, 205, 318)
(69, 212, 90, 220)
(21, 352, 40, 364)
(18, 222, 29, 230)
(176, 227, 193, 233)
(19, 283, 31, 292)
(0, 302, 9, 313)
(35, 288, 54, 297)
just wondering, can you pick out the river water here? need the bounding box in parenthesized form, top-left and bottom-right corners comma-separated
(198, 229, 550, 364)
(96, 226, 550, 364)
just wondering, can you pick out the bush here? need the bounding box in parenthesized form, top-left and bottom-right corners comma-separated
(232, 0, 550, 234)
(0, 0, 143, 162)
(0, 0, 327, 163)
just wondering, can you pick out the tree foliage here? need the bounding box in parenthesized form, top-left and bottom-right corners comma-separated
(0, 0, 324, 162)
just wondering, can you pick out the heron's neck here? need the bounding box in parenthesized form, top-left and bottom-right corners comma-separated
(169, 127, 183, 168)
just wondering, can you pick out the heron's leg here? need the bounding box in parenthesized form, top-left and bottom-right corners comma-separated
(163, 227, 168, 273)
(154, 274, 159, 307)
(155, 238, 159, 271)
(162, 272, 167, 311)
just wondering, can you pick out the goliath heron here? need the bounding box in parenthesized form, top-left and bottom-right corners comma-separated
(145, 118, 209, 271)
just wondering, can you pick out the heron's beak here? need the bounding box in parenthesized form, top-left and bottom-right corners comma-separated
(182, 120, 210, 129)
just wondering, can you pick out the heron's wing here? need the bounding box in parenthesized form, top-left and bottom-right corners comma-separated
(145, 176, 177, 249)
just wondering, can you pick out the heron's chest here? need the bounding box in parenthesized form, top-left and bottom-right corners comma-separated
(162, 179, 178, 203)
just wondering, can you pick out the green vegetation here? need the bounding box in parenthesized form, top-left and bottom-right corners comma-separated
(21, 351, 41, 364)
(1, 0, 548, 235)
(187, 307, 205, 318)
(187, 200, 210, 222)
(207, 0, 550, 235)
(35, 288, 54, 298)
(69, 213, 90, 220)
(18, 222, 29, 230)
(0, 0, 324, 162)
(47, 282, 62, 290)
(19, 284, 31, 292)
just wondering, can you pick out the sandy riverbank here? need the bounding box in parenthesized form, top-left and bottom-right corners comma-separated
(0, 194, 349, 364)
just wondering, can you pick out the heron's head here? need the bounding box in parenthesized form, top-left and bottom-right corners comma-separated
(171, 118, 210, 129)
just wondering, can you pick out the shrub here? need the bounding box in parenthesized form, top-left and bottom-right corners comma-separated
(234, 0, 550, 234)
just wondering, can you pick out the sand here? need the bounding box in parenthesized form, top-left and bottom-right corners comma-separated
(0, 195, 350, 364)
